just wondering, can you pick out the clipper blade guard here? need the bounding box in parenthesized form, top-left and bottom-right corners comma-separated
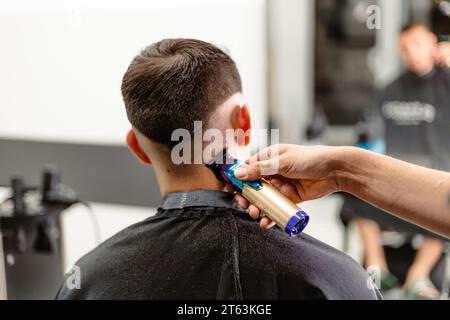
(206, 150, 309, 237)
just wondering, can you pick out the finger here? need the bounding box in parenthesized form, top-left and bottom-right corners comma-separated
(267, 177, 302, 203)
(234, 158, 280, 180)
(260, 217, 276, 230)
(234, 194, 250, 210)
(248, 205, 261, 220)
(247, 145, 289, 164)
(279, 182, 302, 204)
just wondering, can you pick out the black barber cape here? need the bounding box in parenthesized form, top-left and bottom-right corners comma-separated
(56, 191, 381, 300)
(379, 67, 450, 170)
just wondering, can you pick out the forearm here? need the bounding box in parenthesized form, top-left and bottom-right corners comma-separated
(335, 147, 450, 238)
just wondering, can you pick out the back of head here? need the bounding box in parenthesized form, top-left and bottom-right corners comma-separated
(121, 39, 242, 147)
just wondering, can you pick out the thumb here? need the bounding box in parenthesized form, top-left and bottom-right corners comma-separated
(234, 158, 281, 180)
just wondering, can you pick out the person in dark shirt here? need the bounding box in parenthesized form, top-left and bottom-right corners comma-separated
(352, 23, 450, 299)
(57, 39, 380, 300)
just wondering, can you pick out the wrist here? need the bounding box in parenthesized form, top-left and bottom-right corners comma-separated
(331, 146, 365, 194)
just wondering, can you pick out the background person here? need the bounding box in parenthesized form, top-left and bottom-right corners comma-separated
(345, 23, 450, 299)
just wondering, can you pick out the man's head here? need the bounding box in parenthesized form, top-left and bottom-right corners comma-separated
(121, 39, 251, 193)
(399, 23, 438, 75)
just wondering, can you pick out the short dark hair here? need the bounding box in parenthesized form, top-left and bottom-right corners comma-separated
(121, 39, 242, 146)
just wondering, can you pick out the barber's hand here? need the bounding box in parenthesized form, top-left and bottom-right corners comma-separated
(435, 42, 450, 68)
(234, 144, 343, 229)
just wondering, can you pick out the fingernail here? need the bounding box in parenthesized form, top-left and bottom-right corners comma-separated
(234, 167, 247, 179)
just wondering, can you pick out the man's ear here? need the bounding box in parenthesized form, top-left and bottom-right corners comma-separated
(126, 130, 152, 165)
(231, 103, 252, 146)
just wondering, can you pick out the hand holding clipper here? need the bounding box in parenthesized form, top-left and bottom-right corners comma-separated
(207, 150, 309, 237)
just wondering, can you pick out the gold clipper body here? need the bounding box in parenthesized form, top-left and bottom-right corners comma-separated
(242, 179, 307, 234)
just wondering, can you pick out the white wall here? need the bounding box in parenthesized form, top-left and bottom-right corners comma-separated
(0, 0, 267, 145)
(373, 0, 404, 88)
(268, 0, 315, 144)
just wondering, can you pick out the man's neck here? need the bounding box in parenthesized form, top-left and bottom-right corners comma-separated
(156, 164, 225, 196)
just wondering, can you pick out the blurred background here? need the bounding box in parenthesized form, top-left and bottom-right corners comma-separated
(0, 0, 449, 300)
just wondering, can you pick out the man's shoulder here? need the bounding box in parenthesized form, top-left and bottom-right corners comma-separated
(56, 216, 163, 299)
(236, 217, 380, 299)
(236, 214, 354, 265)
(77, 213, 169, 263)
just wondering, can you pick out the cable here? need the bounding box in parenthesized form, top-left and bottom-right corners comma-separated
(2, 177, 102, 247)
(78, 200, 102, 247)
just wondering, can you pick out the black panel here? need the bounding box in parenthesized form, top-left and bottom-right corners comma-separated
(0, 139, 161, 207)
(2, 212, 64, 300)
(315, 0, 378, 125)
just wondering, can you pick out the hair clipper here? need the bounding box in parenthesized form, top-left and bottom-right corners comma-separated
(206, 150, 309, 237)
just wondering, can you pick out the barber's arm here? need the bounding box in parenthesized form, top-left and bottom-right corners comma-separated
(234, 145, 450, 238)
